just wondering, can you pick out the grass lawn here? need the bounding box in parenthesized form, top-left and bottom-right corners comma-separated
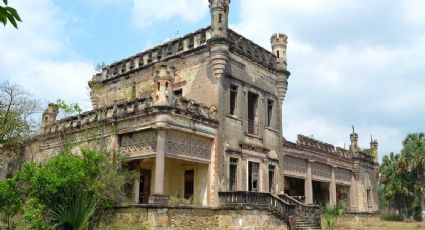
(362, 220, 425, 230)
(331, 217, 425, 230)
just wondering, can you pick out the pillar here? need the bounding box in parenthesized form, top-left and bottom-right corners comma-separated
(149, 130, 168, 204)
(330, 166, 337, 205)
(350, 172, 358, 211)
(305, 160, 313, 204)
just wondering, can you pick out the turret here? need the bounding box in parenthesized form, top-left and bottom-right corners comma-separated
(208, 0, 230, 79)
(209, 0, 230, 38)
(349, 126, 359, 155)
(42, 103, 58, 127)
(152, 64, 176, 107)
(270, 33, 288, 70)
(271, 33, 290, 104)
(370, 135, 379, 163)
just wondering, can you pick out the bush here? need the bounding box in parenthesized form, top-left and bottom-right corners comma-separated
(12, 148, 132, 229)
(0, 178, 21, 229)
(320, 203, 344, 230)
(168, 195, 192, 206)
(380, 213, 403, 221)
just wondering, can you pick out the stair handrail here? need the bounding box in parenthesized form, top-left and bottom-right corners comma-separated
(278, 193, 321, 226)
(218, 191, 295, 221)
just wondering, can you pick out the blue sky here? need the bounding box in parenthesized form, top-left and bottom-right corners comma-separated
(1, 0, 425, 161)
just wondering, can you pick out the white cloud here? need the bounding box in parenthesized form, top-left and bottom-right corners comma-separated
(132, 0, 209, 28)
(0, 0, 94, 112)
(233, 0, 425, 161)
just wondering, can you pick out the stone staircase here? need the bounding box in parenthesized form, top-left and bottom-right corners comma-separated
(218, 191, 322, 230)
(295, 216, 322, 230)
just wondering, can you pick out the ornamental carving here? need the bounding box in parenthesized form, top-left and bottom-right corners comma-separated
(165, 130, 211, 160)
(336, 168, 352, 182)
(312, 162, 331, 178)
(283, 156, 307, 174)
(119, 130, 157, 154)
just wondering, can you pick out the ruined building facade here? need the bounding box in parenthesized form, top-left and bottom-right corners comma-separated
(27, 0, 378, 214)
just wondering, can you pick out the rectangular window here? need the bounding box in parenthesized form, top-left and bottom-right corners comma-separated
(247, 92, 259, 135)
(229, 85, 238, 115)
(269, 165, 275, 193)
(267, 99, 274, 127)
(248, 161, 260, 192)
(229, 158, 238, 191)
(184, 170, 194, 199)
(366, 189, 371, 206)
(219, 14, 222, 23)
(174, 88, 183, 97)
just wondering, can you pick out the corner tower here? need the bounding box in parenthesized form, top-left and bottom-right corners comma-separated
(209, 0, 230, 38)
(270, 33, 290, 105)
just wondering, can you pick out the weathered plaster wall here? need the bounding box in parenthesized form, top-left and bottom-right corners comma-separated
(94, 206, 288, 230)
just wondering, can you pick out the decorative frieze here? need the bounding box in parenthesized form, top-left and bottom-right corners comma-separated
(119, 130, 157, 154)
(336, 168, 352, 182)
(311, 162, 331, 178)
(283, 156, 307, 174)
(165, 130, 211, 160)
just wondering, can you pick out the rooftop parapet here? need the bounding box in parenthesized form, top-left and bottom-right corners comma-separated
(91, 27, 212, 83)
(227, 29, 277, 70)
(296, 134, 352, 159)
(39, 96, 218, 136)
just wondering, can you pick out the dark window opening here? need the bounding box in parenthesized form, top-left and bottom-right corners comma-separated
(367, 189, 371, 206)
(174, 88, 183, 97)
(184, 170, 194, 199)
(269, 165, 275, 193)
(248, 161, 259, 192)
(165, 82, 169, 88)
(139, 169, 151, 204)
(248, 92, 259, 135)
(157, 82, 160, 91)
(229, 158, 238, 191)
(277, 51, 280, 58)
(219, 14, 222, 23)
(267, 99, 274, 127)
(229, 85, 238, 115)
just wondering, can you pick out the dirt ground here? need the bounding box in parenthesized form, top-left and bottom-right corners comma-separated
(331, 217, 425, 230)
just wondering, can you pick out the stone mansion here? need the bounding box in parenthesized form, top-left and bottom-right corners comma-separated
(27, 0, 378, 223)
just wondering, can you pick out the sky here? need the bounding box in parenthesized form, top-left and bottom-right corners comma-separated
(1, 0, 424, 161)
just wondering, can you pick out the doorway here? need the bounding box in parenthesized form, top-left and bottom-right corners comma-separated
(139, 169, 151, 204)
(248, 161, 260, 192)
(184, 170, 194, 199)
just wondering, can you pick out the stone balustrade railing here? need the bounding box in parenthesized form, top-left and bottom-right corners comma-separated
(218, 191, 294, 221)
(92, 27, 211, 82)
(297, 134, 352, 159)
(278, 193, 321, 226)
(41, 96, 218, 135)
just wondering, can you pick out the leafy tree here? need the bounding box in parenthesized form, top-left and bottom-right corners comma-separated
(0, 178, 21, 229)
(0, 0, 21, 29)
(320, 203, 344, 230)
(52, 99, 82, 119)
(14, 148, 130, 229)
(0, 81, 39, 176)
(401, 133, 425, 221)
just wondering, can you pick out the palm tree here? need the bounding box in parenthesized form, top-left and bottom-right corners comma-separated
(401, 133, 425, 221)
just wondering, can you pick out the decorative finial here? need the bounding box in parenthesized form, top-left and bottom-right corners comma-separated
(352, 124, 355, 133)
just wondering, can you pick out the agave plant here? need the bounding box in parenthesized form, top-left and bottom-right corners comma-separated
(47, 195, 97, 230)
(320, 203, 344, 230)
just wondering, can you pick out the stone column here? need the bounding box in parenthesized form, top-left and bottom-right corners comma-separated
(149, 130, 168, 204)
(350, 172, 358, 211)
(134, 170, 140, 204)
(330, 166, 337, 205)
(305, 160, 313, 204)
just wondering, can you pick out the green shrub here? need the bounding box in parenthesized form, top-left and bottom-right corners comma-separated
(320, 203, 344, 230)
(168, 195, 192, 206)
(380, 213, 403, 221)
